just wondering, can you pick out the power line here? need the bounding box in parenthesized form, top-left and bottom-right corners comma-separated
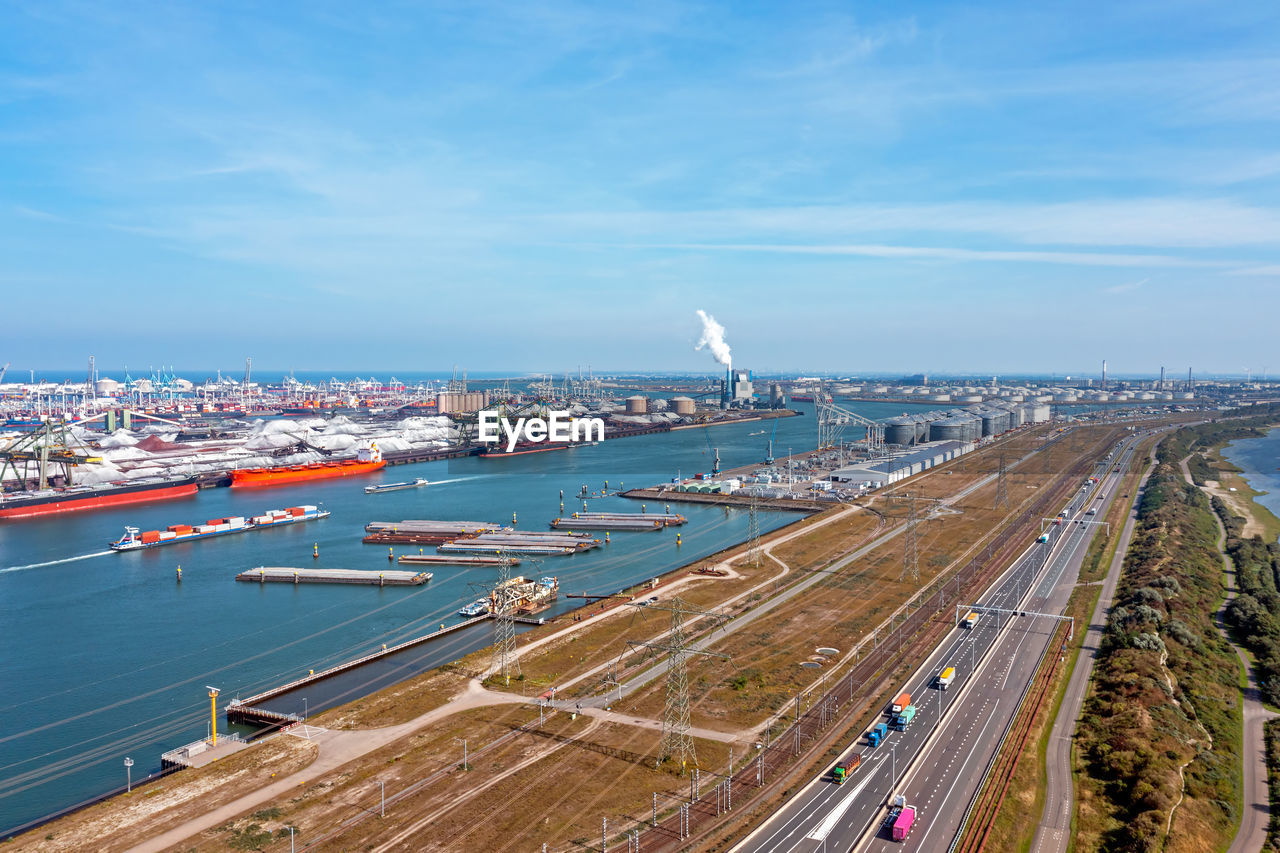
(627, 597, 729, 771)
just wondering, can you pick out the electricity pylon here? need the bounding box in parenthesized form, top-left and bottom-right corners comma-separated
(490, 555, 521, 684)
(901, 492, 920, 586)
(994, 452, 1011, 510)
(747, 495, 762, 567)
(627, 597, 729, 771)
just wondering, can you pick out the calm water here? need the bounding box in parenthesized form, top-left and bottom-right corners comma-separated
(1222, 427, 1280, 542)
(0, 400, 944, 833)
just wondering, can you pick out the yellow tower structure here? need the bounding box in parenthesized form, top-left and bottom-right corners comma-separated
(207, 686, 220, 746)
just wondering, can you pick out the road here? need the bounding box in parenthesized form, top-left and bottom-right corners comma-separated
(1031, 439, 1158, 853)
(734, 435, 1140, 853)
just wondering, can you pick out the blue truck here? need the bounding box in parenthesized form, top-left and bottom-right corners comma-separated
(868, 722, 888, 747)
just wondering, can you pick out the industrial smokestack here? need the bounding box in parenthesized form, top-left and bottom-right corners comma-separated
(695, 310, 732, 368)
(1102, 359, 1107, 391)
(1159, 366, 1165, 391)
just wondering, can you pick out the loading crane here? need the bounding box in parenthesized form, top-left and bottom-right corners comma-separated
(0, 362, 9, 385)
(0, 420, 103, 490)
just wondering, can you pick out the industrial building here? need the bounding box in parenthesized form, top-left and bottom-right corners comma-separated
(435, 390, 490, 414)
(721, 369, 754, 408)
(830, 440, 971, 487)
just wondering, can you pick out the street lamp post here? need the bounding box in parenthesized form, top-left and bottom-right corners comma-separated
(380, 779, 385, 817)
(123, 757, 133, 793)
(454, 737, 468, 771)
(303, 697, 308, 721)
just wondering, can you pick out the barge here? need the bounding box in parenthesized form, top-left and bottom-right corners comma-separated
(110, 505, 328, 550)
(365, 477, 429, 494)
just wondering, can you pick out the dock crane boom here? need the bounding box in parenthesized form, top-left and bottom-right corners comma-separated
(0, 420, 103, 490)
(0, 362, 9, 384)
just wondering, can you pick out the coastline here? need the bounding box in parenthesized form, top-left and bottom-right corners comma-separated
(1213, 424, 1280, 544)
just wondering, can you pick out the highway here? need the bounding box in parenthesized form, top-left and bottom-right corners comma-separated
(734, 433, 1141, 853)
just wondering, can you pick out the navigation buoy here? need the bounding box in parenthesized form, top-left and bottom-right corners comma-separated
(313, 543, 319, 559)
(676, 533, 682, 546)
(606, 531, 611, 543)
(388, 547, 394, 562)
(176, 565, 182, 582)
(513, 511, 518, 526)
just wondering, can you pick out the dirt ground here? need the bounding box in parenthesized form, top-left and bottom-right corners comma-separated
(16, 421, 1141, 852)
(12, 734, 317, 853)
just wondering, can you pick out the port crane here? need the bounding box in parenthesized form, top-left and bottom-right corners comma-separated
(815, 388, 885, 454)
(0, 419, 103, 490)
(0, 362, 9, 385)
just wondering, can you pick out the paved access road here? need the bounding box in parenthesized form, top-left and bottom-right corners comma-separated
(735, 434, 1139, 853)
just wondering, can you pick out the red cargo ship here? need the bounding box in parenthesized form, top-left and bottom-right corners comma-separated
(0, 475, 198, 520)
(231, 443, 386, 487)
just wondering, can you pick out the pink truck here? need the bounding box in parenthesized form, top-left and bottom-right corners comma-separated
(892, 804, 917, 841)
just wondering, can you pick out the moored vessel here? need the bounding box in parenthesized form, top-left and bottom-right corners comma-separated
(0, 475, 198, 520)
(232, 443, 385, 487)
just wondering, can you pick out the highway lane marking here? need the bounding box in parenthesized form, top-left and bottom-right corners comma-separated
(910, 699, 1003, 853)
(773, 491, 1086, 853)
(805, 765, 878, 842)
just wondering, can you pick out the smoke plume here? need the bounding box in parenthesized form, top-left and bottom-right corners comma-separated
(695, 309, 732, 368)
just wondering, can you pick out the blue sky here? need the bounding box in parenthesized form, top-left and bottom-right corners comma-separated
(1, 1, 1277, 376)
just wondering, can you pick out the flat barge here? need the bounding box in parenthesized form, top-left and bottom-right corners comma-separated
(363, 519, 503, 545)
(236, 567, 432, 586)
(397, 554, 521, 567)
(550, 511, 687, 531)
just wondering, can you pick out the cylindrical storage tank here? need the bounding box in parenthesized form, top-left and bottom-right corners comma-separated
(625, 395, 648, 414)
(884, 417, 916, 446)
(670, 396, 696, 415)
(960, 415, 981, 443)
(929, 417, 967, 443)
(982, 410, 1011, 436)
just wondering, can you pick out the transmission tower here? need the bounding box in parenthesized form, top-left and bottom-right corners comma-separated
(490, 555, 521, 684)
(901, 492, 920, 585)
(994, 452, 1011, 510)
(627, 597, 729, 771)
(747, 495, 762, 567)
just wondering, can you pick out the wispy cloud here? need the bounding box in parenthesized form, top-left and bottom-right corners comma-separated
(616, 243, 1226, 269)
(1105, 277, 1149, 293)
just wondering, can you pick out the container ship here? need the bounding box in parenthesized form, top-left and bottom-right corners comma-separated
(231, 443, 385, 488)
(0, 475, 198, 520)
(110, 504, 329, 550)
